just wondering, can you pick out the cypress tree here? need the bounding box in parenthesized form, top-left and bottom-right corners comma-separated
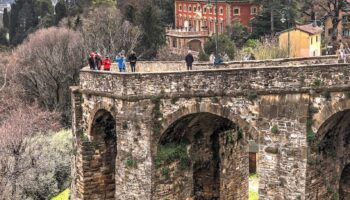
(55, 0, 67, 25)
(3, 8, 9, 30)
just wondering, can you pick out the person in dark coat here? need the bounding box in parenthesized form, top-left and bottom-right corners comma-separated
(88, 52, 96, 70)
(185, 50, 194, 70)
(128, 51, 137, 72)
(95, 53, 102, 70)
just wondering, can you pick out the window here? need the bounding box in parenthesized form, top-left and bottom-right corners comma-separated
(204, 7, 207, 13)
(189, 5, 192, 12)
(179, 4, 182, 11)
(198, 6, 201, 12)
(194, 6, 197, 12)
(251, 6, 257, 15)
(220, 21, 223, 33)
(343, 28, 350, 37)
(316, 36, 318, 42)
(328, 28, 333, 35)
(311, 37, 313, 45)
(210, 20, 213, 32)
(342, 15, 350, 24)
(172, 38, 177, 48)
(220, 7, 224, 15)
(233, 8, 240, 16)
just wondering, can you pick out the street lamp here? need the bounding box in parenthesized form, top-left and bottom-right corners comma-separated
(280, 9, 290, 58)
(207, 0, 220, 64)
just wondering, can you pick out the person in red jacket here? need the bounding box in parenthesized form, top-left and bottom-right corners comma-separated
(102, 56, 112, 71)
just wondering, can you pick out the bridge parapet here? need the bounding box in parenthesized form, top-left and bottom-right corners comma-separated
(108, 55, 338, 73)
(80, 62, 350, 99)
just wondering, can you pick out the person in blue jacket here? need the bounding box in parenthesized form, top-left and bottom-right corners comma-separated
(115, 52, 126, 72)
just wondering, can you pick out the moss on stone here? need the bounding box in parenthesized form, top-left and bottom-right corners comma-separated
(271, 125, 279, 134)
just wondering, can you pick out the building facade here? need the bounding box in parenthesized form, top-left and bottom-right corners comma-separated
(175, 0, 259, 34)
(279, 24, 323, 58)
(167, 0, 259, 55)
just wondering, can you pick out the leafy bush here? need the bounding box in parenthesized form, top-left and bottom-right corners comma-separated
(125, 158, 138, 169)
(271, 125, 279, 134)
(155, 143, 190, 169)
(16, 130, 73, 199)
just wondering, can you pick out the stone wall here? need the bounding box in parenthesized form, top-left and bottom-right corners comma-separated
(72, 61, 350, 200)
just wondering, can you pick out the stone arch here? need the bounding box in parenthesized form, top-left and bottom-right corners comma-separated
(86, 108, 117, 199)
(151, 101, 257, 200)
(187, 39, 202, 52)
(306, 108, 350, 199)
(340, 164, 350, 199)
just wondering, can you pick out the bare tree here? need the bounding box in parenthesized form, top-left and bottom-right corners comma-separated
(13, 27, 85, 123)
(80, 7, 141, 56)
(0, 105, 61, 200)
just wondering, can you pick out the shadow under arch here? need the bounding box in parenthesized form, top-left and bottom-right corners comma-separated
(152, 111, 250, 200)
(87, 109, 117, 200)
(306, 109, 350, 199)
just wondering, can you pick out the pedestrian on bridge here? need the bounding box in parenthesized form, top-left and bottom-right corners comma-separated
(102, 56, 112, 71)
(115, 52, 126, 72)
(88, 52, 97, 70)
(128, 51, 137, 72)
(185, 50, 194, 70)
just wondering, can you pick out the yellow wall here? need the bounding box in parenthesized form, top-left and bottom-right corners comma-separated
(279, 29, 321, 57)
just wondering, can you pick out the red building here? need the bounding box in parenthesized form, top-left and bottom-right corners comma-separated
(175, 0, 259, 34)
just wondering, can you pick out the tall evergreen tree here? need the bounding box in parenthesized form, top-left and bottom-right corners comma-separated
(125, 4, 136, 23)
(3, 8, 9, 30)
(9, 0, 39, 45)
(137, 1, 165, 58)
(54, 0, 67, 25)
(251, 0, 297, 38)
(153, 0, 174, 26)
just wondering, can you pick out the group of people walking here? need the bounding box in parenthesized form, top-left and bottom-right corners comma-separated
(88, 51, 138, 72)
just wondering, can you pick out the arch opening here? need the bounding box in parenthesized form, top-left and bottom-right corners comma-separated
(188, 39, 202, 52)
(153, 112, 249, 200)
(89, 109, 117, 199)
(340, 164, 350, 199)
(306, 109, 350, 199)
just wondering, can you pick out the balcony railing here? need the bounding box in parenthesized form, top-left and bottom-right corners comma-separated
(166, 29, 209, 37)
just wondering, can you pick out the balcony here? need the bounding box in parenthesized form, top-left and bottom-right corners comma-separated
(166, 29, 209, 37)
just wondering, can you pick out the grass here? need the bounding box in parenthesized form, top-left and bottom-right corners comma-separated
(249, 191, 259, 200)
(249, 173, 259, 200)
(51, 189, 70, 200)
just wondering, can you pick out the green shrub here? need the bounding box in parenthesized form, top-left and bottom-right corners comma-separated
(125, 158, 138, 169)
(309, 106, 319, 114)
(307, 130, 316, 144)
(247, 91, 258, 101)
(321, 91, 331, 100)
(155, 143, 190, 169)
(271, 125, 279, 134)
(198, 50, 209, 61)
(312, 79, 322, 87)
(122, 121, 128, 130)
(161, 167, 170, 178)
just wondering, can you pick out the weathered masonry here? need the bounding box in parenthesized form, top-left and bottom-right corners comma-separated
(71, 56, 350, 200)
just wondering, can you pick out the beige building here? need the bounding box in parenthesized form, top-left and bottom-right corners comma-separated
(279, 24, 323, 58)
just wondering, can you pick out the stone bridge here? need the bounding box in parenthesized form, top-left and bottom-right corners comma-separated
(71, 56, 350, 200)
